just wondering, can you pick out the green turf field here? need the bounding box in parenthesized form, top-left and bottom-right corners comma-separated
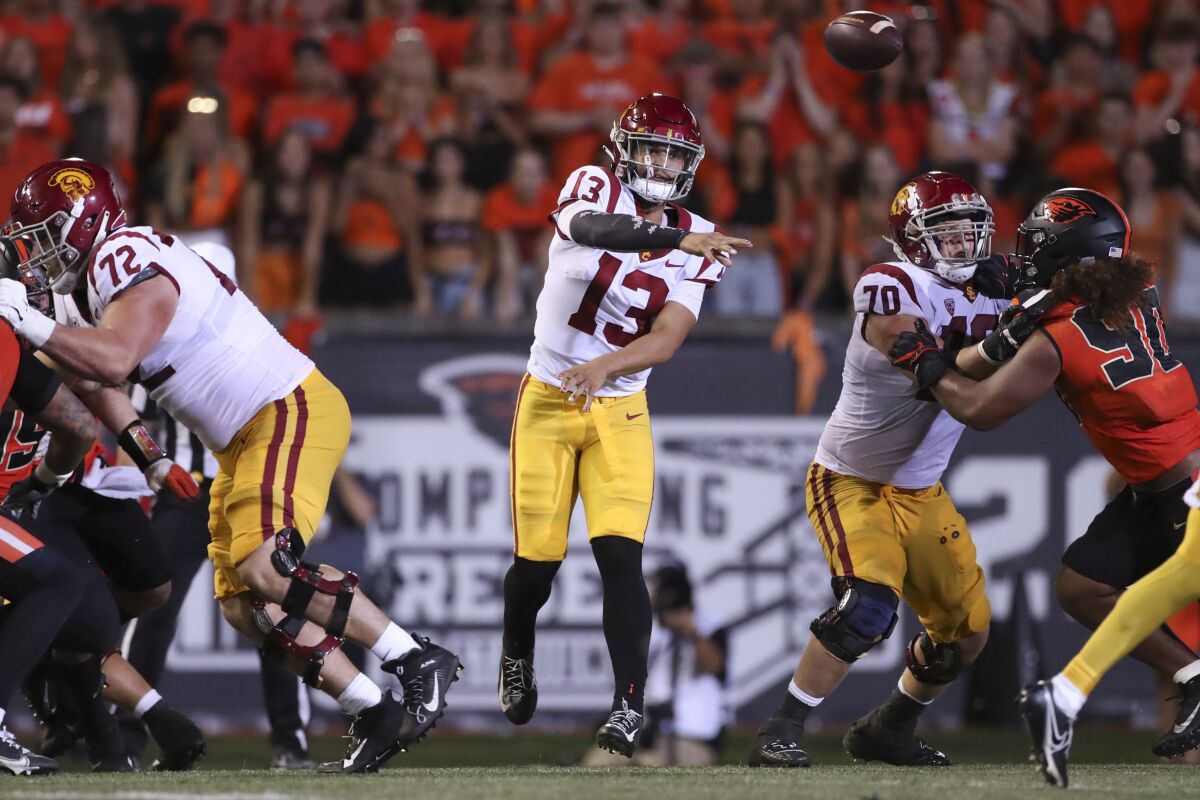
(3, 729, 1196, 799)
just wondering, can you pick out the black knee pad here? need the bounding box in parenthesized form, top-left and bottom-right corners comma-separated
(905, 633, 964, 685)
(811, 577, 899, 663)
(591, 535, 643, 577)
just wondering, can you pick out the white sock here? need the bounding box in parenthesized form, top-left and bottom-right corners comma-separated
(337, 673, 383, 716)
(0, 707, 6, 727)
(133, 689, 163, 718)
(898, 676, 934, 706)
(1050, 673, 1088, 720)
(1175, 659, 1200, 685)
(787, 679, 823, 707)
(371, 623, 419, 662)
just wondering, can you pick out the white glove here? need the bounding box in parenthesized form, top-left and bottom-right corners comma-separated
(0, 278, 54, 348)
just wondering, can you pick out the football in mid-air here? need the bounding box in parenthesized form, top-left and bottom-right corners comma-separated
(823, 11, 903, 72)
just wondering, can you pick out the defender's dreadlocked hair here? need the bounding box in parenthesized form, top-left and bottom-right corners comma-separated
(1049, 255, 1155, 330)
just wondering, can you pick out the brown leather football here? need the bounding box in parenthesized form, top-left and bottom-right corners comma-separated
(823, 11, 903, 72)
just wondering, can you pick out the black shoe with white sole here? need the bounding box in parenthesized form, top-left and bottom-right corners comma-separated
(843, 707, 952, 767)
(1018, 680, 1073, 788)
(499, 652, 537, 725)
(0, 727, 57, 776)
(319, 690, 407, 774)
(144, 702, 206, 771)
(384, 636, 463, 751)
(747, 716, 811, 768)
(1154, 674, 1200, 758)
(595, 698, 643, 758)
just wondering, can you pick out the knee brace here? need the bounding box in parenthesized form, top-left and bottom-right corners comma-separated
(810, 577, 899, 663)
(905, 632, 964, 685)
(253, 529, 359, 688)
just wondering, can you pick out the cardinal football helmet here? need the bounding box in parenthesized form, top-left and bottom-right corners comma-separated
(1014, 188, 1132, 289)
(888, 171, 994, 284)
(609, 93, 704, 204)
(3, 159, 126, 294)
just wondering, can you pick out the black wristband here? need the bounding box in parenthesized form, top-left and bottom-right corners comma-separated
(118, 420, 166, 472)
(569, 209, 686, 252)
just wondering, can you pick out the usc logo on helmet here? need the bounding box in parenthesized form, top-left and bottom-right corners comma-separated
(1038, 196, 1096, 224)
(48, 167, 95, 203)
(891, 183, 920, 217)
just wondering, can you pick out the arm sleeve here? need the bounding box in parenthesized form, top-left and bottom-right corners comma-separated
(852, 264, 931, 318)
(567, 210, 687, 252)
(10, 345, 62, 416)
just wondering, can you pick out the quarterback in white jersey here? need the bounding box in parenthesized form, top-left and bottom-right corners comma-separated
(0, 159, 459, 773)
(500, 94, 749, 758)
(748, 171, 1013, 770)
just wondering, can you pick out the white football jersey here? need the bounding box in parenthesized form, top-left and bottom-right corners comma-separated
(527, 165, 724, 397)
(83, 226, 314, 452)
(814, 261, 1008, 488)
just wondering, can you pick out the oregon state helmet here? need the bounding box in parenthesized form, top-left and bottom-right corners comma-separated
(1014, 188, 1132, 289)
(609, 93, 704, 204)
(888, 171, 995, 284)
(3, 159, 126, 294)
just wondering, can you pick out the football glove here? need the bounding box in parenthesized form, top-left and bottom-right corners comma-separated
(3, 462, 73, 510)
(970, 254, 1021, 299)
(977, 288, 1055, 365)
(889, 319, 953, 392)
(145, 458, 200, 500)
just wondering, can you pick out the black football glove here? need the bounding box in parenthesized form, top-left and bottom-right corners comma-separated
(3, 472, 58, 515)
(889, 319, 953, 392)
(971, 254, 1021, 299)
(978, 287, 1056, 364)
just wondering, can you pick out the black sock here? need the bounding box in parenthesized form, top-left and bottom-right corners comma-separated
(592, 537, 651, 715)
(501, 557, 561, 659)
(777, 691, 816, 726)
(876, 688, 927, 734)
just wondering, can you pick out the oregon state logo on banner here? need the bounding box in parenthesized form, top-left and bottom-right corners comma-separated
(48, 167, 95, 203)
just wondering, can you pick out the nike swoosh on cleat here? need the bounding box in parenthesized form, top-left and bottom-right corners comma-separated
(1, 755, 30, 772)
(423, 674, 441, 712)
(1173, 700, 1200, 734)
(343, 738, 369, 768)
(1176, 522, 1187, 530)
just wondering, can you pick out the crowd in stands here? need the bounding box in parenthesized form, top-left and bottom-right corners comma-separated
(3, 0, 1200, 326)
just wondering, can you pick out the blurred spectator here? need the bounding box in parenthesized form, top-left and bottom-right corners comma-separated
(448, 11, 530, 189)
(1134, 25, 1200, 145)
(261, 38, 357, 165)
(415, 138, 486, 318)
(1049, 91, 1132, 200)
(145, 99, 250, 251)
(629, 0, 693, 70)
(364, 0, 460, 72)
(0, 75, 58, 198)
(1032, 35, 1104, 166)
(0, 0, 71, 91)
(641, 562, 729, 766)
(1076, 4, 1139, 93)
(1058, 0, 1153, 64)
(1119, 148, 1181, 310)
(106, 0, 185, 103)
(258, 0, 367, 91)
(901, 15, 944, 98)
(673, 39, 732, 173)
(3, 35, 69, 149)
(146, 21, 258, 158)
(778, 142, 835, 312)
(928, 33, 1018, 183)
(239, 128, 332, 314)
(707, 122, 783, 317)
(60, 14, 140, 180)
(322, 121, 418, 310)
(482, 147, 556, 322)
(1175, 125, 1200, 322)
(848, 56, 926, 176)
(368, 30, 454, 174)
(838, 143, 902, 299)
(980, 7, 1044, 105)
(702, 0, 775, 79)
(528, 2, 664, 183)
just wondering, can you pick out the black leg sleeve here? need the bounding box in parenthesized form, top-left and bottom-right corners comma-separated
(52, 571, 123, 653)
(259, 650, 307, 748)
(591, 536, 651, 713)
(502, 557, 562, 659)
(0, 546, 87, 711)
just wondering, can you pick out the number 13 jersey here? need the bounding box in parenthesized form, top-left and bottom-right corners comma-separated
(814, 261, 1008, 489)
(528, 165, 725, 397)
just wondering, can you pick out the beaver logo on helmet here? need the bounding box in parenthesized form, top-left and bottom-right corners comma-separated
(48, 167, 95, 203)
(1037, 195, 1097, 225)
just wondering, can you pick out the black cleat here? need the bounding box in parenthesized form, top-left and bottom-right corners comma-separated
(1018, 680, 1072, 788)
(595, 699, 644, 758)
(498, 651, 537, 725)
(1154, 674, 1200, 758)
(843, 708, 952, 767)
(318, 690, 407, 774)
(0, 727, 58, 776)
(143, 702, 206, 771)
(22, 660, 81, 758)
(270, 743, 316, 771)
(384, 636, 462, 751)
(747, 716, 811, 768)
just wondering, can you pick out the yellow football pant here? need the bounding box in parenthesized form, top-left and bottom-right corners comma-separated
(509, 375, 653, 561)
(1062, 507, 1200, 695)
(806, 463, 990, 643)
(207, 369, 351, 599)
